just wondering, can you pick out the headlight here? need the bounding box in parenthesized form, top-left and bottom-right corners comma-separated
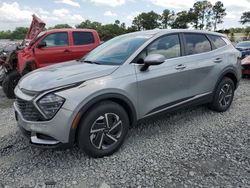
(37, 93, 65, 120)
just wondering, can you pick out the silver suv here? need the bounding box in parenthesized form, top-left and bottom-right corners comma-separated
(14, 29, 241, 158)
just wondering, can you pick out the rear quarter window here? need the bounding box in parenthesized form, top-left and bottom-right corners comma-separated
(73, 32, 95, 45)
(184, 34, 212, 55)
(207, 35, 227, 49)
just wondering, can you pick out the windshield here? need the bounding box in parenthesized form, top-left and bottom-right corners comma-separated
(236, 41, 250, 48)
(82, 34, 152, 65)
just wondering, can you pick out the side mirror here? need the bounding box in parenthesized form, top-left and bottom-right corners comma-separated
(37, 41, 47, 48)
(140, 54, 165, 71)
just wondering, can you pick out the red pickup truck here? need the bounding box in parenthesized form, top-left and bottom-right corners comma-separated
(0, 15, 100, 98)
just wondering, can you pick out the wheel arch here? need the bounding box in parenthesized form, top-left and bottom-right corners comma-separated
(215, 68, 239, 91)
(21, 60, 37, 75)
(69, 93, 137, 145)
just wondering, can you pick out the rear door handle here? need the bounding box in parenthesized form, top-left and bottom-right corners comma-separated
(214, 58, 223, 63)
(64, 49, 71, 53)
(175, 64, 186, 70)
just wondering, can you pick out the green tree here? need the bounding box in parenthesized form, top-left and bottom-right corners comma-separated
(245, 26, 250, 39)
(76, 20, 102, 30)
(127, 26, 138, 33)
(99, 23, 126, 41)
(212, 1, 226, 31)
(230, 32, 235, 42)
(132, 11, 161, 30)
(132, 16, 142, 31)
(190, 0, 213, 30)
(0, 30, 11, 39)
(11, 27, 28, 40)
(115, 20, 120, 25)
(171, 11, 191, 29)
(49, 24, 72, 29)
(240, 11, 250, 24)
(161, 9, 175, 29)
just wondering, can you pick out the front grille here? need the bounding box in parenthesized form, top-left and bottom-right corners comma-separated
(16, 98, 45, 121)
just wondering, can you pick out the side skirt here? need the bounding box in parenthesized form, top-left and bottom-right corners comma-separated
(143, 92, 213, 119)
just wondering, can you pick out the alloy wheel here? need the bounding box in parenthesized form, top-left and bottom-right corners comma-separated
(218, 83, 233, 108)
(90, 113, 123, 150)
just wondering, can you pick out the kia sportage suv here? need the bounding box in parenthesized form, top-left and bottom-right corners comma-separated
(14, 29, 241, 158)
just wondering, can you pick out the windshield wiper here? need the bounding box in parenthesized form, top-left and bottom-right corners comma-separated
(82, 60, 100, 65)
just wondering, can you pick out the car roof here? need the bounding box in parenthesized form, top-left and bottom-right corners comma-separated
(124, 29, 227, 38)
(46, 28, 97, 33)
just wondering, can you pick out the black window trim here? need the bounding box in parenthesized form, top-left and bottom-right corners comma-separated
(181, 32, 213, 56)
(39, 32, 69, 48)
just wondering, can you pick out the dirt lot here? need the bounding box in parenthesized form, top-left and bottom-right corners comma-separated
(0, 79, 250, 188)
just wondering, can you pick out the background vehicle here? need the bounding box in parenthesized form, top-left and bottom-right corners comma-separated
(14, 29, 241, 158)
(241, 55, 250, 77)
(236, 41, 250, 59)
(0, 15, 100, 98)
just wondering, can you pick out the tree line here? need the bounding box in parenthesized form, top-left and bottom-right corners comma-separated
(0, 0, 249, 41)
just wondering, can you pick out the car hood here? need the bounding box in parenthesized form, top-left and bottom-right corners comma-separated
(18, 61, 119, 92)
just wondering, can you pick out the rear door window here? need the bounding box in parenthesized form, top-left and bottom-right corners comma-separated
(73, 32, 95, 45)
(207, 35, 227, 49)
(184, 34, 212, 55)
(42, 32, 69, 47)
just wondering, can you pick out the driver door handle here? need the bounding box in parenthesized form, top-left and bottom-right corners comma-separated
(175, 64, 186, 70)
(214, 58, 223, 63)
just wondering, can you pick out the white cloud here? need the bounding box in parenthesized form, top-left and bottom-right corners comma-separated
(90, 0, 126, 7)
(225, 12, 237, 19)
(104, 11, 117, 17)
(52, 8, 84, 22)
(149, 0, 195, 9)
(0, 2, 84, 30)
(55, 0, 80, 7)
(0, 2, 32, 23)
(53, 9, 70, 17)
(38, 9, 49, 15)
(126, 11, 141, 21)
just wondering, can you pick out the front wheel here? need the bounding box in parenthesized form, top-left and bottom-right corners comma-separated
(209, 77, 235, 112)
(2, 70, 21, 99)
(77, 101, 129, 158)
(0, 65, 5, 86)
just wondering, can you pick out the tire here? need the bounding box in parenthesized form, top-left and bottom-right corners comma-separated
(2, 70, 21, 99)
(0, 65, 5, 86)
(77, 101, 129, 158)
(0, 73, 6, 86)
(209, 77, 235, 112)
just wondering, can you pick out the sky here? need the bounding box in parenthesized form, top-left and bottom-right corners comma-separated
(0, 0, 249, 30)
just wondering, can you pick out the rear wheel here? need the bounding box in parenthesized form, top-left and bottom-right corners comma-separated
(209, 77, 235, 112)
(77, 101, 129, 158)
(2, 70, 21, 99)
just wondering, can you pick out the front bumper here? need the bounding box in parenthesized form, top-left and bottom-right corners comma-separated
(14, 101, 75, 148)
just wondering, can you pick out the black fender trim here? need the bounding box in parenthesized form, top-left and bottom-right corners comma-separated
(213, 68, 239, 100)
(68, 93, 137, 145)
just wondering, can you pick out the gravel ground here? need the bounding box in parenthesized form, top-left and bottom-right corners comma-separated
(0, 79, 250, 188)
